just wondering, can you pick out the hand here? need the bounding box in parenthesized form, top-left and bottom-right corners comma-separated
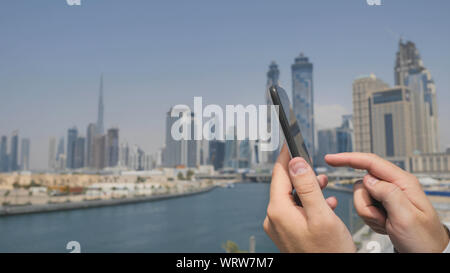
(325, 152, 450, 253)
(263, 144, 355, 253)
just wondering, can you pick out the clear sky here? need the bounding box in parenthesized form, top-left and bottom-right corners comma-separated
(1, 0, 450, 170)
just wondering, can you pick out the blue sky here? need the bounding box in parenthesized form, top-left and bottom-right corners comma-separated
(1, 0, 450, 169)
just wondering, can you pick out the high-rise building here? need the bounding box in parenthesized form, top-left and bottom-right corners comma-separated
(223, 127, 238, 169)
(397, 40, 439, 154)
(395, 39, 424, 87)
(0, 136, 8, 172)
(337, 115, 354, 154)
(316, 116, 354, 167)
(238, 139, 251, 169)
(66, 127, 78, 169)
(106, 128, 119, 167)
(56, 137, 65, 169)
(48, 137, 57, 170)
(162, 106, 198, 168)
(20, 138, 30, 171)
(120, 142, 130, 168)
(10, 131, 19, 172)
(74, 137, 85, 169)
(208, 140, 225, 170)
(317, 129, 337, 167)
(262, 61, 281, 164)
(93, 134, 106, 170)
(56, 137, 64, 159)
(86, 123, 96, 168)
(96, 75, 105, 135)
(291, 53, 315, 162)
(352, 74, 389, 153)
(369, 87, 415, 160)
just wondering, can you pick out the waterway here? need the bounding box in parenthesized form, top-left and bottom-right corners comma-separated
(0, 182, 362, 253)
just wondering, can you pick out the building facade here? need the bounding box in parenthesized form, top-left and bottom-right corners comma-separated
(369, 86, 415, 158)
(106, 128, 119, 167)
(291, 53, 315, 161)
(86, 123, 96, 168)
(10, 131, 19, 172)
(0, 136, 8, 172)
(352, 74, 389, 153)
(20, 138, 30, 171)
(396, 39, 439, 154)
(66, 127, 78, 169)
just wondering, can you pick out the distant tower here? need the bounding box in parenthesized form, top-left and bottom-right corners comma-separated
(395, 39, 424, 86)
(86, 123, 96, 168)
(96, 74, 105, 135)
(267, 61, 280, 87)
(10, 131, 19, 172)
(291, 53, 315, 163)
(66, 127, 78, 169)
(20, 138, 30, 171)
(262, 61, 281, 164)
(0, 136, 8, 172)
(106, 128, 119, 167)
(397, 39, 439, 153)
(48, 137, 57, 170)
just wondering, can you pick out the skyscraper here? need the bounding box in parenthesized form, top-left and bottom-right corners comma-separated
(238, 139, 251, 169)
(10, 131, 19, 172)
(267, 61, 280, 87)
(395, 39, 424, 86)
(291, 53, 315, 162)
(20, 138, 30, 171)
(369, 86, 415, 161)
(56, 137, 65, 169)
(0, 136, 8, 172)
(74, 137, 85, 169)
(208, 140, 225, 170)
(120, 142, 130, 167)
(262, 61, 280, 164)
(86, 123, 96, 168)
(352, 74, 389, 153)
(66, 127, 78, 169)
(96, 74, 105, 135)
(162, 106, 195, 167)
(106, 128, 119, 167)
(93, 134, 106, 170)
(316, 116, 354, 167)
(48, 137, 57, 170)
(397, 40, 439, 153)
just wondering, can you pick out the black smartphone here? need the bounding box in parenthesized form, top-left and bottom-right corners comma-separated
(268, 84, 315, 206)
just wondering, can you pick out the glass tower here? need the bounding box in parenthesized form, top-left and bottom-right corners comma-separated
(291, 53, 315, 163)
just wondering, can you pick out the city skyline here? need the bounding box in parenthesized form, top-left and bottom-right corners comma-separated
(1, 1, 450, 170)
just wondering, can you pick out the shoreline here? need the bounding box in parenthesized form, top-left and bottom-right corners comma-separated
(0, 186, 217, 217)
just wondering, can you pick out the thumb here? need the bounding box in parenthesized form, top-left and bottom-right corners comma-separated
(288, 157, 328, 216)
(363, 174, 414, 220)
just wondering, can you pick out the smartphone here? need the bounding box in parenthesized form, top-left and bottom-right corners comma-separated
(268, 84, 315, 206)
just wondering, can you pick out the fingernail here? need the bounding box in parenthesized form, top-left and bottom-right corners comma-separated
(366, 176, 378, 186)
(290, 160, 308, 176)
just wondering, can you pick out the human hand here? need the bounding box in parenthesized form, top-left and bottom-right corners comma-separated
(263, 144, 355, 253)
(325, 152, 450, 253)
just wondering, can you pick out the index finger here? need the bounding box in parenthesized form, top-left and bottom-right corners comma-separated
(324, 152, 408, 183)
